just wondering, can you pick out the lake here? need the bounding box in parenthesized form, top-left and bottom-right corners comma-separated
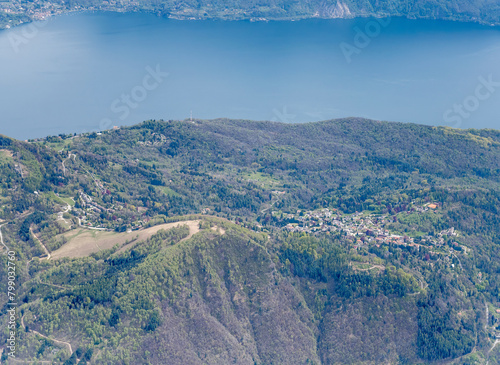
(0, 12, 499, 139)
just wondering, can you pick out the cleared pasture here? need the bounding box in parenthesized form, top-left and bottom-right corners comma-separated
(51, 220, 201, 259)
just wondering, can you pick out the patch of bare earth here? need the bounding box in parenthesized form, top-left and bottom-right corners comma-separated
(211, 225, 226, 235)
(51, 220, 202, 259)
(0, 149, 13, 158)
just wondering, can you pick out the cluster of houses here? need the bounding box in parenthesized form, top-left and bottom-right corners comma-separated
(280, 205, 458, 249)
(1, 0, 64, 26)
(78, 190, 107, 213)
(73, 190, 111, 229)
(75, 190, 150, 231)
(1, 0, 142, 29)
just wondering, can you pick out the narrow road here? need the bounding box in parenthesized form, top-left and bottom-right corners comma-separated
(31, 330, 73, 354)
(39, 282, 71, 290)
(486, 302, 490, 331)
(16, 210, 34, 221)
(483, 302, 500, 356)
(417, 276, 428, 290)
(61, 153, 75, 177)
(57, 204, 72, 226)
(21, 314, 73, 355)
(81, 165, 105, 193)
(37, 277, 72, 290)
(26, 258, 34, 273)
(30, 228, 51, 260)
(489, 339, 500, 354)
(449, 248, 464, 270)
(77, 217, 108, 231)
(351, 264, 385, 271)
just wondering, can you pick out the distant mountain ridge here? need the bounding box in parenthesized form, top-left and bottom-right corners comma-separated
(1, 0, 500, 29)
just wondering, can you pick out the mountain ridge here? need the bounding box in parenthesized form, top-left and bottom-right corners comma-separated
(1, 0, 500, 30)
(0, 117, 499, 364)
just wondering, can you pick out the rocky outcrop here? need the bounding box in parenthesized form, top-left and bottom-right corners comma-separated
(316, 1, 353, 18)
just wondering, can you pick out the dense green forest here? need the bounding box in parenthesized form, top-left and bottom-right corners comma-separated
(0, 118, 500, 364)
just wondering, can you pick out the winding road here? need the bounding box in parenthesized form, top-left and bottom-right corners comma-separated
(57, 204, 72, 226)
(61, 153, 75, 177)
(21, 314, 73, 355)
(30, 228, 51, 260)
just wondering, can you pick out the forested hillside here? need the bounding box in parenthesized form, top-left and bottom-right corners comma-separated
(0, 118, 500, 364)
(1, 0, 500, 29)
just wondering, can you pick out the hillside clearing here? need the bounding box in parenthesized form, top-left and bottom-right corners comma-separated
(51, 220, 203, 259)
(0, 149, 13, 162)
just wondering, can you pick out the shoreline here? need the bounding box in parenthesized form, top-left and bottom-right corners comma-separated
(1, 8, 499, 31)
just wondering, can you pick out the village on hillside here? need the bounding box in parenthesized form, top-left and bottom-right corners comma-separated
(276, 203, 461, 250)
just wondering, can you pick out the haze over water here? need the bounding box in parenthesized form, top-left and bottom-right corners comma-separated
(0, 12, 499, 139)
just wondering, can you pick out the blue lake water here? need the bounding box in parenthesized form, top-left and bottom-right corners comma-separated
(0, 12, 499, 139)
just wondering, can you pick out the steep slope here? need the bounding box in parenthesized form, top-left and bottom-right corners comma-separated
(14, 221, 319, 363)
(11, 219, 425, 364)
(6, 216, 484, 364)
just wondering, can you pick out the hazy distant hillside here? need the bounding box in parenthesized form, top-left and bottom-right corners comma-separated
(1, 118, 500, 364)
(2, 0, 500, 29)
(51, 0, 500, 23)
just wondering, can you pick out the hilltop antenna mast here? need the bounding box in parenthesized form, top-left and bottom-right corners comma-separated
(190, 110, 193, 122)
